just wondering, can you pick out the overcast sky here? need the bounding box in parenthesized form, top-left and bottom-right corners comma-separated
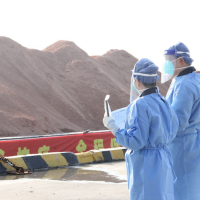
(1, 0, 200, 69)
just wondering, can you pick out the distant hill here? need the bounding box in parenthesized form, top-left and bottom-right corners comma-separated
(0, 37, 170, 137)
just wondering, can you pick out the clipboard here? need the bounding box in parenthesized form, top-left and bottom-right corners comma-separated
(104, 95, 127, 128)
(104, 95, 111, 117)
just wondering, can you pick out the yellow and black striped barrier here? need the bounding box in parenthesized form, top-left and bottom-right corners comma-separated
(0, 147, 127, 174)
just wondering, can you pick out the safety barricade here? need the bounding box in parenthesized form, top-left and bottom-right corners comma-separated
(0, 147, 127, 174)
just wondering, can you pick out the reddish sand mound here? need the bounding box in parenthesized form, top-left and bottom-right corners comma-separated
(0, 37, 170, 137)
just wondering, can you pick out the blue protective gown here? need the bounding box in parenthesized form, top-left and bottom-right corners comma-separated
(166, 67, 200, 200)
(115, 87, 179, 200)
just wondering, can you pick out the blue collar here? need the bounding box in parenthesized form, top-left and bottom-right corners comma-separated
(177, 67, 196, 77)
(140, 87, 158, 98)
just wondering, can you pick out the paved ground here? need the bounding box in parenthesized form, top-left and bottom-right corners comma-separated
(0, 161, 129, 200)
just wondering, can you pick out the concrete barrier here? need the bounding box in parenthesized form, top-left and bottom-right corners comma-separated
(0, 147, 127, 174)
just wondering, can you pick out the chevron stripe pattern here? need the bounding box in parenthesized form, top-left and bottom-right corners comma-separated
(0, 147, 127, 174)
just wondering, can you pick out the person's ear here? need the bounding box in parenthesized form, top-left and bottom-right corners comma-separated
(179, 57, 185, 64)
(135, 79, 140, 87)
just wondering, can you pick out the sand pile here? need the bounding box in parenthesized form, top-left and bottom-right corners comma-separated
(0, 37, 170, 137)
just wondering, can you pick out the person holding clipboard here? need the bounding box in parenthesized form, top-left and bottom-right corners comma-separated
(103, 58, 179, 200)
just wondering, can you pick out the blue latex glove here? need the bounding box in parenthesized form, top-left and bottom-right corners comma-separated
(103, 116, 119, 136)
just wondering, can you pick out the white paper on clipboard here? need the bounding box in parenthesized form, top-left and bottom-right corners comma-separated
(111, 107, 127, 129)
(104, 95, 127, 129)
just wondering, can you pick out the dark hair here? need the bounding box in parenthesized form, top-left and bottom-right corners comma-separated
(142, 82, 156, 88)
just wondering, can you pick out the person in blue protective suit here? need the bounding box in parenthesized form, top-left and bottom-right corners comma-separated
(103, 58, 179, 200)
(163, 42, 200, 200)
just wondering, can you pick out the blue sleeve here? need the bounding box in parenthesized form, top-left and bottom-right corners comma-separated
(166, 101, 179, 143)
(170, 82, 194, 132)
(115, 101, 150, 150)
